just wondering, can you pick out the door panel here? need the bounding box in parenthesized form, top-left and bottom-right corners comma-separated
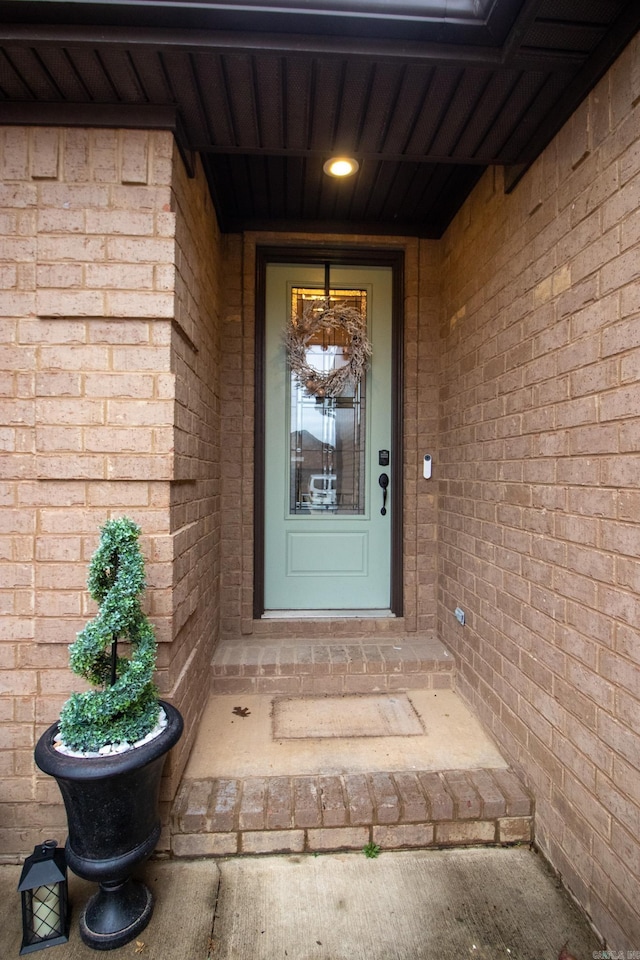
(264, 263, 393, 611)
(287, 531, 368, 576)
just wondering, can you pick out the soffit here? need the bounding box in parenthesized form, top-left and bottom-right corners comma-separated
(1, 0, 639, 237)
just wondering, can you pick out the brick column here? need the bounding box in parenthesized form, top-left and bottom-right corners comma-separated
(0, 126, 223, 856)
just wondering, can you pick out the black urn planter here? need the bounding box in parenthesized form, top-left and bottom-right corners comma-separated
(35, 701, 183, 951)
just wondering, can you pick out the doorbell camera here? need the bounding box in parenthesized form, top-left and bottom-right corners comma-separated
(423, 454, 432, 479)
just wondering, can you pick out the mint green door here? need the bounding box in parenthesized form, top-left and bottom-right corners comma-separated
(264, 262, 393, 612)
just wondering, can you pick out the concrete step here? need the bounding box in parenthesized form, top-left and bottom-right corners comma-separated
(211, 636, 454, 696)
(170, 767, 533, 858)
(192, 639, 532, 858)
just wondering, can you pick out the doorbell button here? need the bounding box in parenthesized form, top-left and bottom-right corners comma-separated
(423, 454, 432, 479)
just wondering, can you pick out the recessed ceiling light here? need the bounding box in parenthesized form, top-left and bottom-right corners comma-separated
(323, 157, 359, 178)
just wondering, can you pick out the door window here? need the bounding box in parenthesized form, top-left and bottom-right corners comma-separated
(289, 287, 367, 517)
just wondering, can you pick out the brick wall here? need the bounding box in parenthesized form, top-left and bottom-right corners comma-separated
(218, 233, 252, 637)
(165, 147, 223, 790)
(438, 35, 640, 951)
(0, 127, 221, 856)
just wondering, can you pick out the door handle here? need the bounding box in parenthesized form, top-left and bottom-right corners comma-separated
(378, 473, 389, 516)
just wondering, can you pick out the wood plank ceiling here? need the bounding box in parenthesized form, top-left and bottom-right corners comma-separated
(1, 1, 639, 237)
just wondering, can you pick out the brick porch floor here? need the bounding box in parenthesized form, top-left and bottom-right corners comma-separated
(171, 636, 533, 857)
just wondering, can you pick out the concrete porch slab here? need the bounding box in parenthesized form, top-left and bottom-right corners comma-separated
(184, 690, 507, 779)
(172, 689, 530, 859)
(182, 642, 533, 859)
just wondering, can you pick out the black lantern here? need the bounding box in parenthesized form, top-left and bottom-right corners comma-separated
(18, 840, 70, 954)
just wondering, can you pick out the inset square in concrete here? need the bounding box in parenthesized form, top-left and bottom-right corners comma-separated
(272, 694, 425, 739)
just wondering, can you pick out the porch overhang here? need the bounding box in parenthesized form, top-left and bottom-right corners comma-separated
(1, 0, 640, 236)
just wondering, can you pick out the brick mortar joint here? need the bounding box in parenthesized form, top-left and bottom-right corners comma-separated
(171, 816, 532, 855)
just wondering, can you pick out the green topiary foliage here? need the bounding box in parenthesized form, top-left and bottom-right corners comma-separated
(58, 517, 159, 753)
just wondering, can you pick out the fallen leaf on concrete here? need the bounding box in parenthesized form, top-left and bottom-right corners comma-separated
(232, 706, 251, 717)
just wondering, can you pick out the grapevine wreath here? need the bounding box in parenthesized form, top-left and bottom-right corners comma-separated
(285, 298, 372, 398)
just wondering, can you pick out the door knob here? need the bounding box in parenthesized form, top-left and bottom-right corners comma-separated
(378, 473, 389, 515)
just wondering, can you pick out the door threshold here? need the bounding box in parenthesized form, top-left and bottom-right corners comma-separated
(262, 609, 396, 619)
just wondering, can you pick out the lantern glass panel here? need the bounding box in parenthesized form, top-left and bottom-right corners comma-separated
(20, 882, 68, 953)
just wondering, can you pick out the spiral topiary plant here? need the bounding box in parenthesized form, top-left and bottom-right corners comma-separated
(58, 517, 160, 753)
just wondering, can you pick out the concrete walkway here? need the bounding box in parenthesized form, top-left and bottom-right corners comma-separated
(1, 847, 602, 959)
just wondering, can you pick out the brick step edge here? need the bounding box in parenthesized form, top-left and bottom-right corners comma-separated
(171, 768, 532, 857)
(212, 657, 454, 678)
(172, 817, 533, 857)
(211, 671, 453, 695)
(213, 644, 453, 678)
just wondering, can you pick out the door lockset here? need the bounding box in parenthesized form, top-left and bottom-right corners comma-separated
(379, 473, 389, 515)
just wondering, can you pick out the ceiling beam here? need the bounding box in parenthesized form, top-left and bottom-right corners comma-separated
(222, 216, 444, 239)
(198, 145, 495, 165)
(0, 101, 179, 130)
(0, 23, 583, 72)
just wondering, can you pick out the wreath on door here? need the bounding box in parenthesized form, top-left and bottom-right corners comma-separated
(285, 298, 372, 398)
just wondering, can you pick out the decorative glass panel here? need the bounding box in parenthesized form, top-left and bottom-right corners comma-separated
(289, 287, 367, 516)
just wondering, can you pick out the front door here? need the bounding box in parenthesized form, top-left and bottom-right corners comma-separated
(262, 260, 396, 613)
